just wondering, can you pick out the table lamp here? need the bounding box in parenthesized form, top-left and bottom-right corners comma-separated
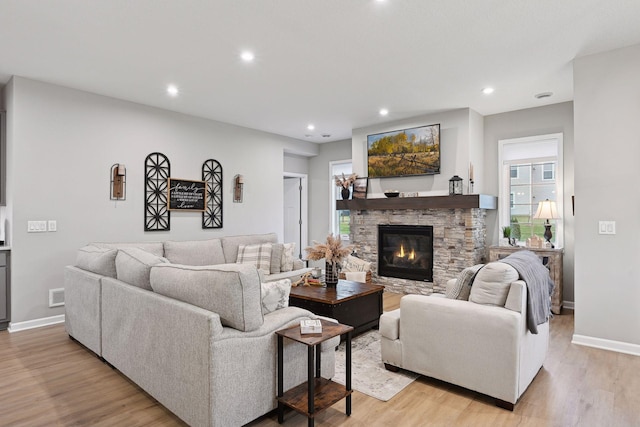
(534, 199, 559, 248)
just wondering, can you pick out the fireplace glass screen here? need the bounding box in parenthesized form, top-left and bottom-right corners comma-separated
(378, 224, 433, 282)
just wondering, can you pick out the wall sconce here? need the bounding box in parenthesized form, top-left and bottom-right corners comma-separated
(234, 174, 244, 203)
(110, 163, 127, 200)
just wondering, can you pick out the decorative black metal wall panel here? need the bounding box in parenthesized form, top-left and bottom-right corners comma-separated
(202, 159, 223, 229)
(144, 152, 171, 231)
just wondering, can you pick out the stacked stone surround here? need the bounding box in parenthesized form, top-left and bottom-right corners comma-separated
(350, 207, 488, 295)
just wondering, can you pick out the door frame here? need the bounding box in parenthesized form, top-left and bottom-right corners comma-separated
(283, 172, 308, 258)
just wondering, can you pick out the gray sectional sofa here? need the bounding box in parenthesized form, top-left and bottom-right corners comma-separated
(65, 233, 336, 427)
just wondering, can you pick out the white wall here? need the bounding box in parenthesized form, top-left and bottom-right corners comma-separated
(283, 152, 309, 175)
(483, 102, 575, 303)
(5, 76, 317, 324)
(352, 108, 481, 198)
(573, 44, 640, 352)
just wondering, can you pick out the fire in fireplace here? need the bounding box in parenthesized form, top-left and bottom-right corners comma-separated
(378, 224, 434, 282)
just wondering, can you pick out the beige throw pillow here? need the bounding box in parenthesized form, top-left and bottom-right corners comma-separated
(469, 262, 519, 306)
(280, 243, 296, 272)
(236, 243, 272, 275)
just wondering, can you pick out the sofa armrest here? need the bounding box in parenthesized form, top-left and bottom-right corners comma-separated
(380, 308, 401, 340)
(505, 280, 527, 313)
(64, 265, 103, 356)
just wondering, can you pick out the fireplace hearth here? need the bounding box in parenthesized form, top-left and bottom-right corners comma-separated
(378, 224, 433, 282)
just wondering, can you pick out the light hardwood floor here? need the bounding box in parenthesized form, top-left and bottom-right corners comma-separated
(1, 292, 639, 427)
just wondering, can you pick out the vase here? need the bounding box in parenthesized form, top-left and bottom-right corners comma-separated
(341, 187, 351, 200)
(325, 262, 339, 287)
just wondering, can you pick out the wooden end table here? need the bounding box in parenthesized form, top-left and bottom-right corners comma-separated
(276, 319, 353, 427)
(288, 280, 384, 336)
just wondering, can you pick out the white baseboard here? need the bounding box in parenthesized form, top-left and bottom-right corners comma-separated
(563, 300, 574, 310)
(572, 334, 640, 357)
(8, 314, 65, 333)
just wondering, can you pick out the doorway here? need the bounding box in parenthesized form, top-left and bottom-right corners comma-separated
(283, 173, 308, 259)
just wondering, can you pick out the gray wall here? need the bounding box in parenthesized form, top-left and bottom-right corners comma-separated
(573, 44, 640, 350)
(484, 102, 575, 303)
(5, 76, 317, 324)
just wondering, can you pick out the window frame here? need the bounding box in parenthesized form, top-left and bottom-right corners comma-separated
(329, 160, 353, 241)
(498, 133, 564, 247)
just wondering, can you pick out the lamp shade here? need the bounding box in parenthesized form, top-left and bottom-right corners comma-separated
(534, 199, 559, 220)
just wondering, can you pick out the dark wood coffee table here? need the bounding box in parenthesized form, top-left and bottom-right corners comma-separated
(288, 280, 384, 336)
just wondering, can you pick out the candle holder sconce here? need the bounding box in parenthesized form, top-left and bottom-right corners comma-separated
(234, 174, 244, 203)
(110, 163, 127, 200)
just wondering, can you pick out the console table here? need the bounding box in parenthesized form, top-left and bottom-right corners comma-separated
(488, 246, 563, 314)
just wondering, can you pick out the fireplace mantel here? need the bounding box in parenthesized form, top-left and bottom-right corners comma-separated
(336, 194, 497, 211)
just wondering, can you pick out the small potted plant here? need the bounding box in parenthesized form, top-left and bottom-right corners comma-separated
(501, 226, 511, 246)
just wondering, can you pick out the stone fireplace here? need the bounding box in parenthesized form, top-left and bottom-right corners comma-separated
(338, 195, 496, 295)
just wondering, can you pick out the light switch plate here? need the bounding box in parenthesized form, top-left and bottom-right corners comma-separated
(27, 220, 48, 233)
(598, 220, 616, 235)
(48, 220, 57, 232)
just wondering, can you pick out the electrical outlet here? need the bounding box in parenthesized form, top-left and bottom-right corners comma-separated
(48, 220, 57, 232)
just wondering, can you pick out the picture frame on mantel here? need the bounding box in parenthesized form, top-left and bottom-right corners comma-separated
(352, 177, 368, 199)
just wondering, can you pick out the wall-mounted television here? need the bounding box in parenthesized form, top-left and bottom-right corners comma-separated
(367, 123, 440, 178)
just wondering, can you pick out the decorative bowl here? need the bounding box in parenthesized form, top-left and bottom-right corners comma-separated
(384, 191, 400, 198)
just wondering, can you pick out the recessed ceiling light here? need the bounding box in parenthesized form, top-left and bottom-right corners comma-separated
(534, 92, 553, 99)
(482, 87, 494, 95)
(240, 51, 255, 62)
(167, 85, 179, 97)
(379, 108, 389, 116)
(307, 124, 315, 131)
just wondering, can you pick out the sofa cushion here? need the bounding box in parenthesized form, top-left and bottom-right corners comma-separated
(150, 263, 263, 332)
(281, 242, 296, 272)
(446, 264, 485, 300)
(76, 245, 117, 278)
(115, 248, 168, 290)
(261, 278, 291, 315)
(236, 243, 272, 275)
(221, 233, 278, 264)
(91, 242, 164, 258)
(270, 243, 284, 274)
(163, 239, 225, 266)
(469, 262, 519, 306)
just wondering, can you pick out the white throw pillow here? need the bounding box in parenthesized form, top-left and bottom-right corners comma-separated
(261, 279, 292, 315)
(469, 262, 519, 306)
(236, 243, 272, 274)
(280, 243, 296, 272)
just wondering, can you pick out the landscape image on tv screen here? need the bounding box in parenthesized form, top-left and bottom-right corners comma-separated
(367, 123, 440, 178)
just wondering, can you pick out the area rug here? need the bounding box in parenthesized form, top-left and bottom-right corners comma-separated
(332, 330, 418, 401)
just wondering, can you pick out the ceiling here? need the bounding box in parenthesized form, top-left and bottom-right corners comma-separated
(2, 1, 640, 144)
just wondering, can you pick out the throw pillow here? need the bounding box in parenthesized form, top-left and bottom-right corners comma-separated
(342, 255, 370, 272)
(236, 243, 273, 274)
(445, 264, 484, 300)
(163, 239, 226, 266)
(150, 263, 264, 332)
(115, 247, 168, 290)
(261, 279, 292, 315)
(76, 245, 118, 278)
(469, 262, 519, 306)
(270, 243, 284, 274)
(281, 243, 296, 272)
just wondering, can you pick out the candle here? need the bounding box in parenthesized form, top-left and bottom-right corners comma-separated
(469, 162, 474, 181)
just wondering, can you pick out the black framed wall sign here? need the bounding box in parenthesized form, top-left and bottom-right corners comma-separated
(167, 178, 207, 211)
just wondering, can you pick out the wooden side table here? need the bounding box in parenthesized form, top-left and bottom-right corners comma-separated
(488, 246, 564, 314)
(276, 319, 353, 427)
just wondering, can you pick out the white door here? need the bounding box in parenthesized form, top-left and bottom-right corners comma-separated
(283, 175, 307, 258)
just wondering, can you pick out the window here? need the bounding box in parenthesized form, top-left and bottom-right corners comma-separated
(499, 134, 563, 247)
(330, 161, 352, 240)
